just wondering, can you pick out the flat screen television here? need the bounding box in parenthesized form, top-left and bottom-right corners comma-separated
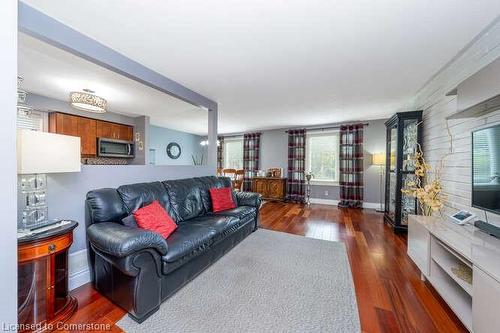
(472, 124, 500, 214)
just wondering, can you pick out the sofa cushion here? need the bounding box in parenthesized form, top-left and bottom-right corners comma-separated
(188, 215, 241, 234)
(197, 176, 234, 212)
(212, 206, 256, 220)
(134, 201, 177, 238)
(163, 223, 217, 263)
(163, 178, 207, 222)
(162, 215, 248, 275)
(209, 187, 236, 212)
(121, 214, 138, 228)
(189, 214, 255, 245)
(117, 181, 177, 221)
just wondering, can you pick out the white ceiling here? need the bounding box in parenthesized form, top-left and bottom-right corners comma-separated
(18, 34, 208, 135)
(22, 0, 500, 134)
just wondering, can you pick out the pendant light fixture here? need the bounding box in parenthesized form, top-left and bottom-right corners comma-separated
(69, 89, 107, 113)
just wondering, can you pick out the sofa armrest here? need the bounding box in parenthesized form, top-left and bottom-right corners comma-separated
(87, 222, 168, 258)
(235, 191, 262, 208)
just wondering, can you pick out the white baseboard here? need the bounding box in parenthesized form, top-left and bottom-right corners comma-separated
(363, 202, 385, 210)
(310, 198, 339, 205)
(310, 198, 384, 210)
(69, 249, 91, 291)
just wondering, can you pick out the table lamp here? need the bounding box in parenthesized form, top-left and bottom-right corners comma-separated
(17, 129, 81, 231)
(372, 152, 386, 212)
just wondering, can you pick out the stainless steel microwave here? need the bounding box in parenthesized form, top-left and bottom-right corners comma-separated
(97, 138, 135, 158)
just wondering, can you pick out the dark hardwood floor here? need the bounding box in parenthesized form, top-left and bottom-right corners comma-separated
(66, 202, 466, 333)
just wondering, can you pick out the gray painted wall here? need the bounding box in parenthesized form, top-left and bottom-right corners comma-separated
(149, 125, 204, 165)
(260, 129, 288, 172)
(48, 165, 215, 253)
(258, 119, 387, 205)
(1, 0, 18, 326)
(131, 115, 149, 165)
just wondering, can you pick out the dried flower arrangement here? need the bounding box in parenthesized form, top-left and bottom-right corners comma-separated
(402, 119, 455, 216)
(402, 144, 445, 216)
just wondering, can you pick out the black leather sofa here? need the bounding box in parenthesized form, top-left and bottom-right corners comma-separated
(85, 176, 261, 323)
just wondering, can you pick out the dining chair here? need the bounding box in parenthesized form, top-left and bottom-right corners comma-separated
(222, 168, 236, 181)
(233, 169, 245, 191)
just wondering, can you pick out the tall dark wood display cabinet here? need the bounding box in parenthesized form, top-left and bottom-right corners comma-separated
(384, 111, 423, 231)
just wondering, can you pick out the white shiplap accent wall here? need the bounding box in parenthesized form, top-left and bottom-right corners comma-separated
(407, 17, 500, 226)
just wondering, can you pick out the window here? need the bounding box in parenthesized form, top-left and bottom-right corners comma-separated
(223, 137, 243, 169)
(17, 109, 43, 131)
(306, 131, 340, 184)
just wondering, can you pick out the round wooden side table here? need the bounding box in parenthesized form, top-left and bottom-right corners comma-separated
(18, 221, 78, 333)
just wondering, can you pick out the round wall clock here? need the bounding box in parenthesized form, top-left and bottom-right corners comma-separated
(166, 142, 181, 159)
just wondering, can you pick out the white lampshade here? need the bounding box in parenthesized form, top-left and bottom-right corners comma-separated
(17, 130, 81, 174)
(372, 152, 385, 166)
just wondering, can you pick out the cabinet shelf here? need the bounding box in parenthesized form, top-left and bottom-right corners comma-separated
(431, 237, 472, 295)
(429, 260, 473, 331)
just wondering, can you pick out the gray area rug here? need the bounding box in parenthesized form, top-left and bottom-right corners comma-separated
(117, 229, 360, 332)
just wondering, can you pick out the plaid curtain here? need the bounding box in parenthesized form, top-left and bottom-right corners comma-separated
(217, 136, 224, 169)
(286, 129, 306, 203)
(338, 124, 364, 208)
(243, 133, 261, 191)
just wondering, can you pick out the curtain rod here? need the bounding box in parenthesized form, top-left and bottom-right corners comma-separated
(219, 122, 369, 138)
(285, 122, 369, 133)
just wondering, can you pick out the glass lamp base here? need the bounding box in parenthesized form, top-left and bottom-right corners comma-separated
(19, 173, 50, 230)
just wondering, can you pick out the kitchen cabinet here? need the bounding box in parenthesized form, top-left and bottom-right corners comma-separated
(48, 113, 78, 136)
(251, 177, 286, 201)
(78, 117, 97, 156)
(49, 112, 134, 157)
(97, 120, 133, 141)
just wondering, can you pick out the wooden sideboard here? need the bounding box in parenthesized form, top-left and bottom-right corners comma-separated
(408, 215, 500, 332)
(49, 112, 133, 157)
(251, 177, 286, 201)
(18, 221, 78, 332)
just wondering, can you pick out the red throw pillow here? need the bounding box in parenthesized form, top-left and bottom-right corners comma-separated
(210, 187, 236, 212)
(133, 200, 177, 238)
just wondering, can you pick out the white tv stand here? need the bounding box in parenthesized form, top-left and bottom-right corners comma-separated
(408, 215, 500, 332)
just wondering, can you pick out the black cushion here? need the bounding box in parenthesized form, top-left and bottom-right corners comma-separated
(117, 181, 177, 221)
(163, 178, 206, 222)
(212, 206, 256, 220)
(189, 215, 240, 233)
(86, 188, 127, 224)
(121, 214, 138, 228)
(161, 215, 249, 275)
(189, 214, 254, 245)
(163, 223, 216, 263)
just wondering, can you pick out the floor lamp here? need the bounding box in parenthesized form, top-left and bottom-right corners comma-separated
(372, 153, 386, 213)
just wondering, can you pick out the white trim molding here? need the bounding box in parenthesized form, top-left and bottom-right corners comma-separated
(310, 198, 384, 210)
(68, 249, 91, 290)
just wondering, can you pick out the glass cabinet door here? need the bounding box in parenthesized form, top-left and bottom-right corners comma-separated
(402, 119, 419, 172)
(400, 119, 419, 225)
(384, 111, 422, 231)
(387, 125, 398, 222)
(18, 258, 47, 326)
